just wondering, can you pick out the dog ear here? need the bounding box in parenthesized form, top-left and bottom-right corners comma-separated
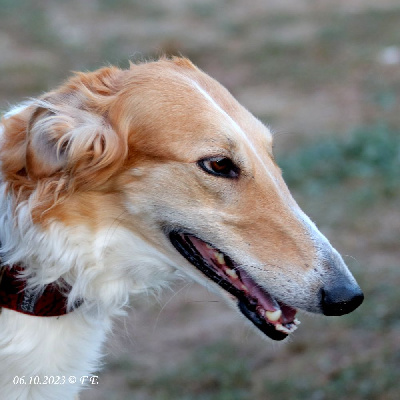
(26, 104, 72, 178)
(26, 102, 126, 188)
(25, 68, 127, 188)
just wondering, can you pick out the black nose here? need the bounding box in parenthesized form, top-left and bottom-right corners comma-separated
(320, 284, 364, 316)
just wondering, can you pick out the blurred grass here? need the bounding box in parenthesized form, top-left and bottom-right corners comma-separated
(261, 347, 400, 400)
(0, 0, 56, 46)
(274, 124, 400, 234)
(148, 342, 251, 400)
(278, 124, 400, 200)
(238, 8, 400, 85)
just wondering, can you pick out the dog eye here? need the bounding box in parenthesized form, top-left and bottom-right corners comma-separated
(198, 157, 240, 178)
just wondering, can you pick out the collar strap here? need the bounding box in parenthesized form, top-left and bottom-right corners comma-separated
(0, 265, 79, 317)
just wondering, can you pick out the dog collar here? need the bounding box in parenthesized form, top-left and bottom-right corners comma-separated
(0, 265, 79, 317)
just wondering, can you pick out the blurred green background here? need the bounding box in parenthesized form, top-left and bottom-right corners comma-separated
(1, 1, 399, 399)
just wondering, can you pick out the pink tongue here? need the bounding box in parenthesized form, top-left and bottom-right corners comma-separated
(189, 236, 280, 312)
(189, 236, 218, 264)
(240, 271, 280, 312)
(280, 304, 297, 324)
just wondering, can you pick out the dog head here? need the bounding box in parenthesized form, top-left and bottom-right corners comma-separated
(0, 58, 363, 339)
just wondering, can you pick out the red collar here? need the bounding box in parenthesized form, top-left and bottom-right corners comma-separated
(0, 265, 79, 317)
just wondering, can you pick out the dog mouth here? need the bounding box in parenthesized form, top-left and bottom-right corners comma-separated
(169, 231, 300, 341)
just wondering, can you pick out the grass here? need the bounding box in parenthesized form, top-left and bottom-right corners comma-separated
(318, 9, 400, 49)
(241, 8, 400, 93)
(274, 124, 400, 231)
(149, 342, 251, 400)
(261, 349, 400, 400)
(278, 124, 400, 202)
(0, 0, 59, 47)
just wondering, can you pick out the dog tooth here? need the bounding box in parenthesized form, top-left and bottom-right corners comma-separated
(225, 268, 238, 280)
(240, 283, 249, 292)
(275, 323, 290, 334)
(215, 252, 225, 265)
(293, 318, 301, 325)
(265, 309, 282, 322)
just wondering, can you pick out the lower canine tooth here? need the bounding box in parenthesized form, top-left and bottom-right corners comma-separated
(265, 309, 282, 322)
(293, 318, 301, 325)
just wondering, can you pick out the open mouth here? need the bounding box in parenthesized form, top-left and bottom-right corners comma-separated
(169, 231, 300, 341)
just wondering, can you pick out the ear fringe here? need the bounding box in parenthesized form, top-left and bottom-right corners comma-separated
(0, 66, 128, 220)
(28, 99, 128, 188)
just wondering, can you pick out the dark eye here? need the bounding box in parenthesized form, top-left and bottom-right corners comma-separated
(198, 157, 240, 178)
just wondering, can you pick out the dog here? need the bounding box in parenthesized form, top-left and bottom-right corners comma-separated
(0, 57, 363, 400)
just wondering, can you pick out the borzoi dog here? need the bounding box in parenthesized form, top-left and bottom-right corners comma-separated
(0, 57, 363, 400)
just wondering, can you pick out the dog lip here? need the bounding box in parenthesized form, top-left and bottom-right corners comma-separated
(238, 301, 287, 341)
(168, 230, 244, 299)
(168, 231, 298, 341)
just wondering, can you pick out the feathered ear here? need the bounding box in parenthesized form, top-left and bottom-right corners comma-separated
(26, 104, 72, 178)
(25, 68, 128, 188)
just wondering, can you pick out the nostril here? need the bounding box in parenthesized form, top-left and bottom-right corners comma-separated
(320, 285, 364, 316)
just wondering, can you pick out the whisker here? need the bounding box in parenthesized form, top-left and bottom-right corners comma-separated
(152, 282, 193, 335)
(188, 300, 220, 303)
(343, 254, 358, 263)
(100, 210, 128, 258)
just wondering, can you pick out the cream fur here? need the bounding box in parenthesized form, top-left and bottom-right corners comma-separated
(0, 174, 178, 400)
